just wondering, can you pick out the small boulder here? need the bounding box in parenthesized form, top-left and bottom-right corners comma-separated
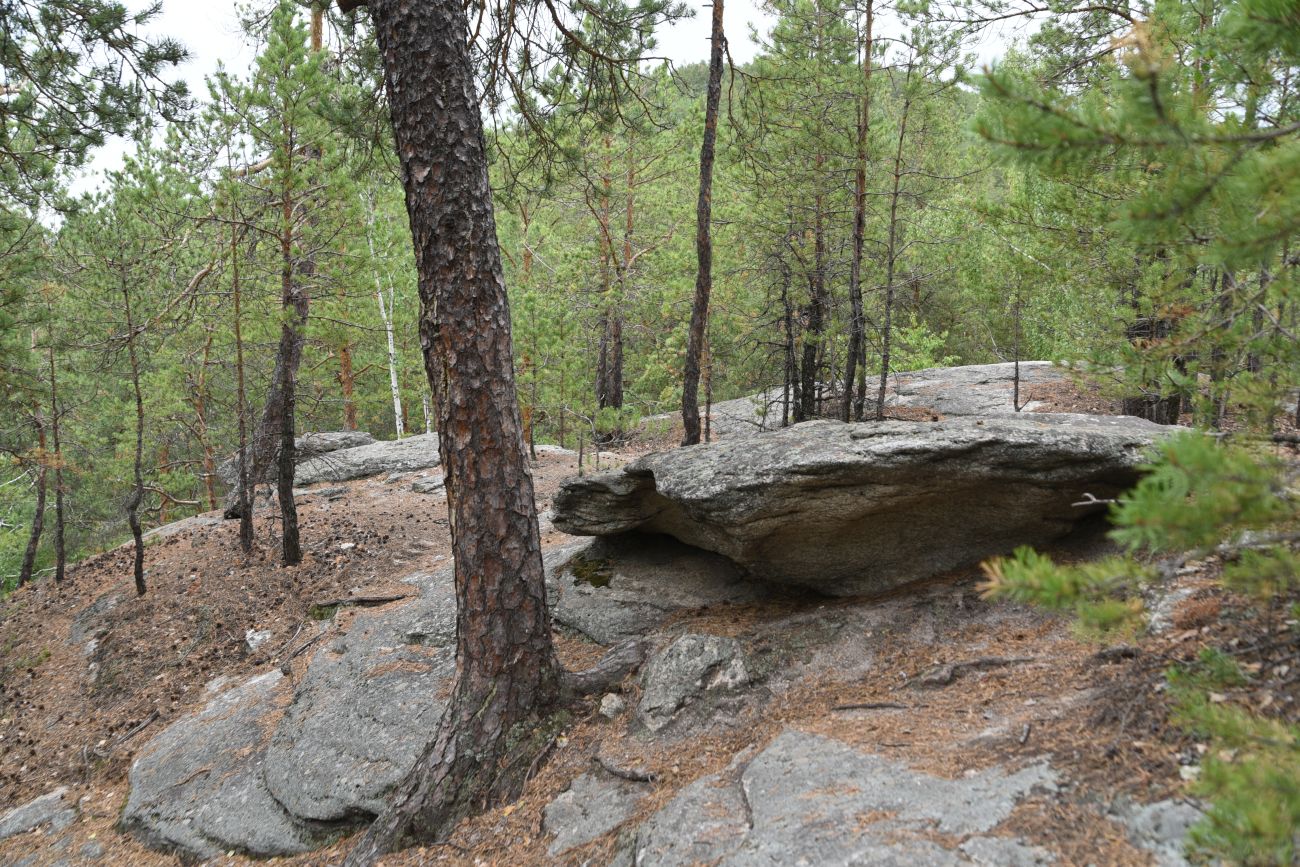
(0, 787, 76, 840)
(638, 634, 749, 733)
(543, 771, 650, 855)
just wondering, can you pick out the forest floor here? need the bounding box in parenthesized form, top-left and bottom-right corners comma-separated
(0, 376, 1297, 866)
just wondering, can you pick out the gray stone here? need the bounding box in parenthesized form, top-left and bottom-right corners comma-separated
(554, 414, 1172, 596)
(217, 431, 377, 487)
(294, 433, 441, 485)
(600, 693, 628, 719)
(630, 731, 1057, 866)
(1146, 587, 1198, 636)
(0, 787, 75, 840)
(295, 430, 377, 458)
(292, 485, 348, 500)
(1117, 799, 1204, 867)
(121, 672, 318, 859)
(141, 513, 222, 542)
(78, 840, 107, 861)
(548, 536, 767, 645)
(543, 771, 650, 855)
(261, 567, 456, 822)
(960, 836, 1055, 865)
(410, 474, 445, 495)
(885, 361, 1065, 417)
(69, 591, 122, 645)
(244, 628, 273, 653)
(639, 634, 748, 733)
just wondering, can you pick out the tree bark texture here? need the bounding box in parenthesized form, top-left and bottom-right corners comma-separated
(343, 0, 561, 859)
(681, 0, 725, 446)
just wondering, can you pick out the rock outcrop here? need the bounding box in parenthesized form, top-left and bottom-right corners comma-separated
(554, 414, 1172, 596)
(216, 431, 377, 487)
(886, 361, 1066, 416)
(121, 568, 458, 858)
(548, 535, 767, 645)
(624, 730, 1057, 866)
(293, 433, 440, 485)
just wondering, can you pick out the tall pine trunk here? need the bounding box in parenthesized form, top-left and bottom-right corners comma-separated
(342, 0, 561, 857)
(681, 0, 725, 445)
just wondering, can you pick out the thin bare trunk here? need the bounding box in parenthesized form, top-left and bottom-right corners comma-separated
(875, 67, 913, 421)
(681, 0, 725, 446)
(845, 1, 873, 422)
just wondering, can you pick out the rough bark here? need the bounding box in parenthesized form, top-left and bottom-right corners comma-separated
(681, 0, 725, 446)
(342, 0, 562, 859)
(276, 162, 306, 566)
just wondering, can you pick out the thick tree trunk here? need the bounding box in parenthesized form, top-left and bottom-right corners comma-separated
(681, 0, 725, 446)
(343, 0, 563, 858)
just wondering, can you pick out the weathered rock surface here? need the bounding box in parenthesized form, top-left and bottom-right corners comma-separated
(1115, 798, 1205, 867)
(638, 634, 749, 732)
(123, 567, 459, 858)
(548, 536, 767, 645)
(543, 771, 651, 855)
(554, 414, 1172, 595)
(886, 361, 1066, 417)
(120, 672, 317, 858)
(0, 787, 75, 840)
(294, 433, 441, 485)
(262, 569, 456, 822)
(628, 731, 1057, 866)
(216, 431, 378, 487)
(296, 430, 377, 457)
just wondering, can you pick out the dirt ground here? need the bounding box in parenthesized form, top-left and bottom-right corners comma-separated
(0, 383, 1296, 867)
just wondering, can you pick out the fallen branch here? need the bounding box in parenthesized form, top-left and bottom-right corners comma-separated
(310, 593, 410, 610)
(912, 656, 1035, 688)
(831, 701, 913, 712)
(593, 754, 657, 783)
(561, 639, 648, 698)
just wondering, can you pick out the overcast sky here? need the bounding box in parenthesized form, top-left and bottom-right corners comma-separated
(75, 0, 1025, 193)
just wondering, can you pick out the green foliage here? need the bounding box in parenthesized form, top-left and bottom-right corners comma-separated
(1167, 667, 1300, 865)
(983, 430, 1299, 861)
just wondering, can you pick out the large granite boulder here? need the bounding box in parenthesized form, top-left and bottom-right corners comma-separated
(886, 361, 1066, 416)
(262, 570, 456, 821)
(120, 671, 319, 858)
(122, 567, 459, 858)
(294, 433, 440, 485)
(216, 431, 377, 487)
(553, 414, 1173, 596)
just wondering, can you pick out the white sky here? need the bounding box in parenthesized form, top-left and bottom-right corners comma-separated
(74, 0, 1024, 194)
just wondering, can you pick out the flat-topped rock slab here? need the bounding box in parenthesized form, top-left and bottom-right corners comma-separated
(554, 413, 1174, 596)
